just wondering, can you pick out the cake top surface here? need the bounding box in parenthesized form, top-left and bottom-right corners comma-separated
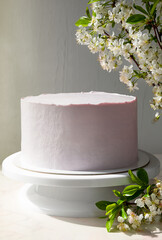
(21, 92, 136, 106)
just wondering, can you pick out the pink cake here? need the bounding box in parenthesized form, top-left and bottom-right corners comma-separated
(21, 92, 138, 171)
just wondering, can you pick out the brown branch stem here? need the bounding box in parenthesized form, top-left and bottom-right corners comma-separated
(112, 0, 117, 8)
(127, 202, 136, 206)
(155, 26, 161, 42)
(130, 55, 142, 70)
(153, 17, 161, 42)
(152, 24, 162, 50)
(104, 30, 110, 37)
(124, 28, 141, 70)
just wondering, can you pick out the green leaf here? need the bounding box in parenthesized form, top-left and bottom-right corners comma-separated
(150, 0, 160, 15)
(96, 201, 115, 211)
(86, 7, 91, 19)
(143, 194, 150, 198)
(133, 4, 149, 15)
(75, 16, 91, 27)
(117, 199, 125, 205)
(106, 207, 120, 232)
(128, 169, 144, 186)
(126, 189, 144, 201)
(137, 168, 149, 185)
(92, 11, 96, 17)
(122, 185, 141, 196)
(106, 203, 117, 214)
(121, 206, 127, 220)
(146, 2, 150, 13)
(109, 205, 121, 219)
(88, 0, 101, 4)
(106, 217, 115, 232)
(126, 14, 146, 24)
(147, 185, 151, 194)
(113, 190, 123, 198)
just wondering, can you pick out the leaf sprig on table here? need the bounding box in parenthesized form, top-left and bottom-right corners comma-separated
(96, 168, 162, 232)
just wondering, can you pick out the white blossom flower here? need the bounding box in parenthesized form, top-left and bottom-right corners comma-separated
(99, 50, 122, 72)
(156, 181, 162, 189)
(135, 198, 145, 208)
(117, 216, 125, 223)
(145, 213, 153, 222)
(144, 207, 160, 223)
(75, 27, 92, 45)
(88, 38, 100, 54)
(119, 65, 133, 84)
(156, 207, 161, 215)
(151, 193, 160, 205)
(127, 81, 139, 92)
(135, 195, 152, 208)
(149, 204, 157, 212)
(117, 222, 130, 231)
(127, 208, 132, 215)
(127, 209, 143, 229)
(155, 112, 160, 119)
(144, 197, 152, 208)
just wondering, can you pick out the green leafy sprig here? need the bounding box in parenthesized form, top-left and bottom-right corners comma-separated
(96, 168, 156, 232)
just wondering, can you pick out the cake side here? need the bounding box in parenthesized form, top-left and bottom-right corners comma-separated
(21, 92, 138, 171)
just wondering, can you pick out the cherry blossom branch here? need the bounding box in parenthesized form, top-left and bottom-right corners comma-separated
(130, 55, 142, 70)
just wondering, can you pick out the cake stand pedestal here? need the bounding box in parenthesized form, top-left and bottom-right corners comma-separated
(2, 151, 160, 217)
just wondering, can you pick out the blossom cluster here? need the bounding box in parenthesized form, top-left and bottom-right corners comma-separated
(76, 0, 162, 119)
(117, 180, 162, 231)
(117, 209, 143, 231)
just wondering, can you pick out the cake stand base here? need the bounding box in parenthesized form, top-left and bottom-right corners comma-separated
(2, 151, 160, 217)
(19, 184, 125, 217)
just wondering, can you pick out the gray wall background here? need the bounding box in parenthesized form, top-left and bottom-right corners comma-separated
(0, 0, 161, 164)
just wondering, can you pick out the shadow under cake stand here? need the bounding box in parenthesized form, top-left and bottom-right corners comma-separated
(2, 150, 160, 217)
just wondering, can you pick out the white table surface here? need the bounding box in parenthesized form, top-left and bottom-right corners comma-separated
(0, 154, 162, 240)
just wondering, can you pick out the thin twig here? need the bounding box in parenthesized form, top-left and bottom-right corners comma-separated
(127, 202, 136, 206)
(124, 28, 141, 70)
(152, 24, 162, 49)
(104, 30, 110, 37)
(112, 0, 117, 8)
(130, 55, 142, 70)
(155, 24, 161, 42)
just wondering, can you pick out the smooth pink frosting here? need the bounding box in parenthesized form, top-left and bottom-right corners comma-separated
(21, 92, 138, 171)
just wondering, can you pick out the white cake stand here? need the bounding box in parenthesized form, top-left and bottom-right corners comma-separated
(2, 150, 160, 217)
